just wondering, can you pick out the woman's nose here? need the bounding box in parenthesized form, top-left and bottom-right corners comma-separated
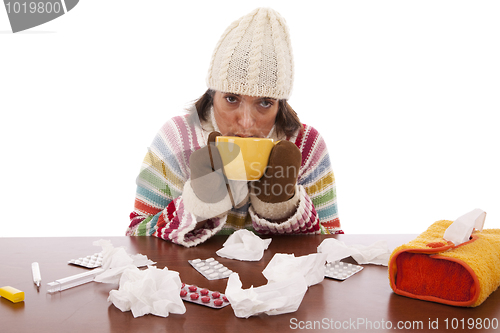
(237, 103, 254, 129)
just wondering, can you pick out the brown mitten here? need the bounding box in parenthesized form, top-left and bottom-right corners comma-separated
(189, 132, 227, 203)
(189, 132, 248, 208)
(251, 140, 302, 203)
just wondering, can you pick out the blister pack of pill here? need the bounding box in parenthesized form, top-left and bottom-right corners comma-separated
(188, 258, 234, 280)
(180, 283, 230, 309)
(68, 252, 103, 269)
(324, 261, 363, 280)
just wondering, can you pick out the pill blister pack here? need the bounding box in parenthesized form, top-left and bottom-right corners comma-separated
(324, 261, 363, 280)
(180, 283, 230, 309)
(68, 253, 103, 269)
(188, 258, 234, 280)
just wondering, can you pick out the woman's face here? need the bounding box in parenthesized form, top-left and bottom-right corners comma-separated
(212, 91, 279, 138)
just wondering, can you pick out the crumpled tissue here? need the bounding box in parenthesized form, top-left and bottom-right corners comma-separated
(93, 239, 156, 284)
(91, 240, 184, 318)
(317, 238, 391, 266)
(216, 229, 272, 261)
(443, 208, 486, 245)
(262, 253, 328, 286)
(225, 252, 326, 318)
(108, 266, 186, 318)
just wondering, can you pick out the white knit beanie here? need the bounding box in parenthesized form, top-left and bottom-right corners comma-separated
(206, 8, 294, 100)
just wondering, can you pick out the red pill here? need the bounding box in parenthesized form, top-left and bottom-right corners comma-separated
(180, 289, 187, 297)
(201, 296, 211, 303)
(182, 283, 185, 288)
(211, 291, 220, 299)
(223, 296, 229, 302)
(188, 285, 197, 292)
(190, 293, 199, 300)
(213, 299, 223, 306)
(200, 289, 209, 296)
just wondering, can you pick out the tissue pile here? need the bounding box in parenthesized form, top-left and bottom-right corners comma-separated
(63, 235, 386, 319)
(92, 240, 188, 318)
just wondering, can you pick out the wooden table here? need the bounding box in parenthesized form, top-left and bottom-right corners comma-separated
(1, 235, 499, 332)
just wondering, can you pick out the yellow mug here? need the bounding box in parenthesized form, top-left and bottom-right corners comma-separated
(215, 136, 276, 181)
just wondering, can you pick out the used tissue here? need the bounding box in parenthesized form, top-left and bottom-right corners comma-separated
(108, 266, 186, 318)
(225, 252, 327, 318)
(226, 273, 308, 318)
(92, 240, 185, 318)
(93, 239, 155, 284)
(216, 229, 272, 261)
(262, 253, 327, 286)
(317, 238, 391, 266)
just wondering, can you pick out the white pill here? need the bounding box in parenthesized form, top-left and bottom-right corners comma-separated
(209, 261, 219, 266)
(223, 270, 233, 276)
(214, 264, 223, 269)
(192, 259, 201, 264)
(206, 269, 214, 274)
(196, 262, 205, 267)
(209, 273, 218, 278)
(199, 266, 209, 271)
(218, 267, 228, 272)
(206, 258, 214, 262)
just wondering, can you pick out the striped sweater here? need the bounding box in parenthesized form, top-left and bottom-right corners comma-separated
(127, 109, 341, 247)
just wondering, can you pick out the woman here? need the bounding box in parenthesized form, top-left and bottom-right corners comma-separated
(126, 8, 342, 247)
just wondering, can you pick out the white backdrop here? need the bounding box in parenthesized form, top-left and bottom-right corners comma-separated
(1, 0, 499, 237)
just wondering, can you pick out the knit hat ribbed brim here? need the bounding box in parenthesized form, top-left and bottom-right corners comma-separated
(206, 8, 294, 100)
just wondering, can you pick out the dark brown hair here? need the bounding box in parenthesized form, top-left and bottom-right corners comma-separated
(194, 89, 303, 138)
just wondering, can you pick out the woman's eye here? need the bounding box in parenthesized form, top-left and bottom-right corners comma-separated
(225, 96, 238, 103)
(260, 100, 274, 108)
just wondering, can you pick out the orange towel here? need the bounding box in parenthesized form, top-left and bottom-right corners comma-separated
(389, 220, 500, 307)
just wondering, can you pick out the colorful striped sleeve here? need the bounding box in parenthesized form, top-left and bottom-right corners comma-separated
(126, 116, 188, 237)
(295, 124, 342, 234)
(126, 115, 229, 246)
